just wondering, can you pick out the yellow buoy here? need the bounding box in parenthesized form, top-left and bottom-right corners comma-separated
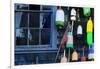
(87, 17, 93, 32)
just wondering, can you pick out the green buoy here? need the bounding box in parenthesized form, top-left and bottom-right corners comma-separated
(83, 7, 90, 16)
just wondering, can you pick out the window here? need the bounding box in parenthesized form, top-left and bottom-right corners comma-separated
(15, 4, 52, 47)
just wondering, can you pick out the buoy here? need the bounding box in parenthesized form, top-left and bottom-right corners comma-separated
(66, 21, 74, 62)
(88, 44, 94, 60)
(66, 32, 73, 48)
(87, 17, 93, 32)
(56, 7, 64, 29)
(83, 7, 90, 16)
(71, 8, 76, 21)
(66, 32, 73, 62)
(77, 25, 83, 35)
(72, 50, 78, 61)
(66, 21, 74, 48)
(86, 17, 94, 61)
(61, 49, 68, 63)
(87, 17, 93, 46)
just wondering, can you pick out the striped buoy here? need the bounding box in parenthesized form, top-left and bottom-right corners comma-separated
(66, 32, 73, 48)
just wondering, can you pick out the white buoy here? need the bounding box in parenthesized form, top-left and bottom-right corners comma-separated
(70, 8, 76, 21)
(77, 25, 83, 35)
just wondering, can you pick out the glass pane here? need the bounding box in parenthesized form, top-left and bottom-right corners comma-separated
(41, 29, 50, 45)
(41, 13, 51, 28)
(42, 6, 51, 10)
(29, 29, 39, 45)
(15, 12, 28, 28)
(20, 12, 28, 27)
(15, 4, 29, 10)
(29, 13, 40, 28)
(29, 5, 40, 10)
(16, 29, 28, 45)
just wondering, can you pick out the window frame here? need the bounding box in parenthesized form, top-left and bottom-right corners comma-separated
(15, 4, 53, 48)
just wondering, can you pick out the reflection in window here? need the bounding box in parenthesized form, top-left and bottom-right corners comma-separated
(16, 29, 27, 45)
(16, 12, 28, 28)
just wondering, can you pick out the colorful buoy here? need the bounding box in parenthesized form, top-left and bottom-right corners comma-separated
(66, 32, 73, 48)
(87, 17, 93, 46)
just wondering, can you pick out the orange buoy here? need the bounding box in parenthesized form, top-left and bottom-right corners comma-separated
(72, 50, 78, 61)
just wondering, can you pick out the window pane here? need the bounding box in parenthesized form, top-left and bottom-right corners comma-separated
(41, 13, 51, 28)
(29, 29, 39, 45)
(20, 12, 28, 27)
(29, 5, 40, 10)
(42, 6, 51, 10)
(15, 4, 29, 10)
(16, 29, 28, 45)
(15, 12, 28, 28)
(41, 29, 50, 45)
(29, 13, 40, 28)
